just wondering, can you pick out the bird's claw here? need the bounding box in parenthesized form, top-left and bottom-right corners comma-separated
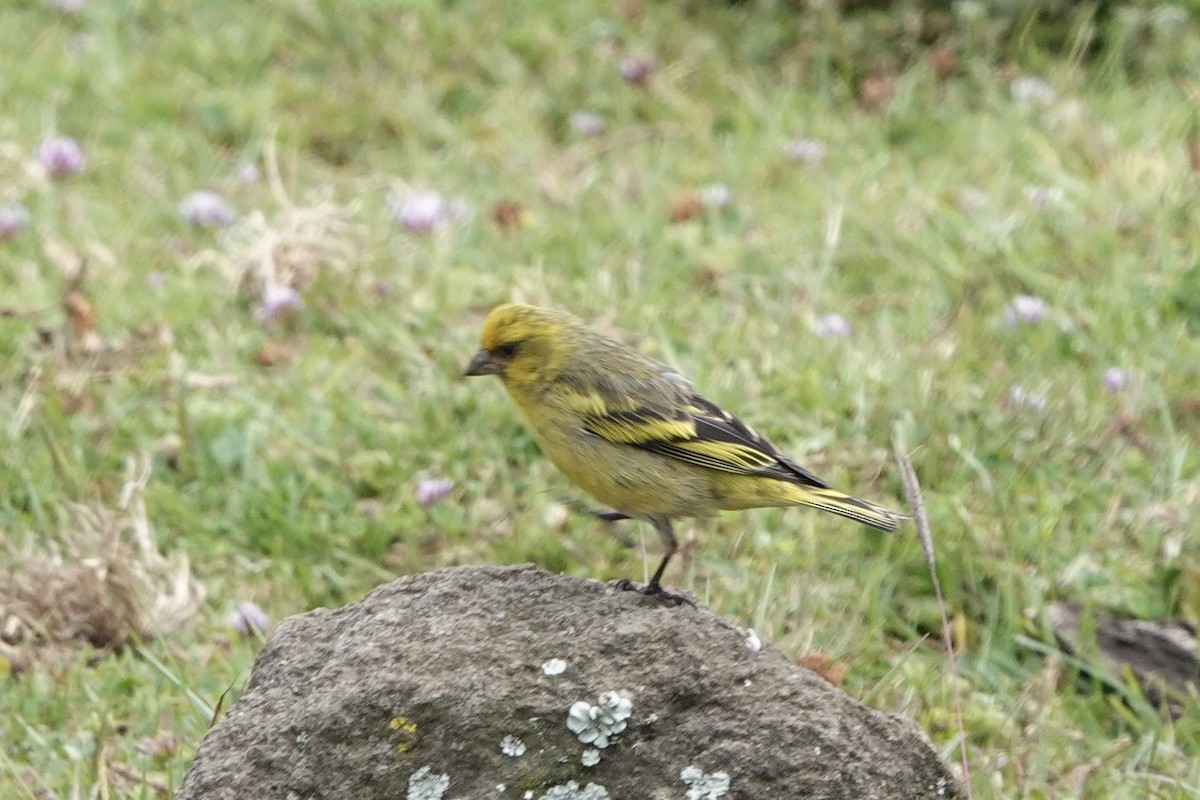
(613, 578, 692, 606)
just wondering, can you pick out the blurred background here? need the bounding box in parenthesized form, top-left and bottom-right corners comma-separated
(1, 1, 1198, 797)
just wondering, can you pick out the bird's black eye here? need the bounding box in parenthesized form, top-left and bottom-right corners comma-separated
(492, 341, 519, 359)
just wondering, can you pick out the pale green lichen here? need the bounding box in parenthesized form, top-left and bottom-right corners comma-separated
(681, 765, 730, 799)
(406, 765, 449, 800)
(539, 781, 609, 799)
(541, 658, 567, 676)
(500, 734, 527, 757)
(565, 691, 631, 749)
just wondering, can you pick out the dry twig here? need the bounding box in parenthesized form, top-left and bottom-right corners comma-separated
(893, 438, 973, 799)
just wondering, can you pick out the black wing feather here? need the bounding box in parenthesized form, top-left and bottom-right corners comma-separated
(611, 392, 831, 488)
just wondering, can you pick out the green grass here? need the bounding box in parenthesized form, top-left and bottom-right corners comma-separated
(3, 1, 1199, 797)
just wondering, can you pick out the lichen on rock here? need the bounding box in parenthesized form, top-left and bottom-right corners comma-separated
(176, 565, 960, 800)
(405, 765, 448, 800)
(540, 781, 609, 799)
(566, 691, 632, 748)
(681, 765, 731, 799)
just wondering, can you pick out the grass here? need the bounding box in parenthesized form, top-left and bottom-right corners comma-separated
(2, 1, 1199, 797)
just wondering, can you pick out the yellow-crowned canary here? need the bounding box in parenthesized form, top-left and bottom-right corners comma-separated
(465, 303, 901, 596)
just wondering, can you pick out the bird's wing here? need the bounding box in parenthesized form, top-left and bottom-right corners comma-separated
(571, 371, 829, 488)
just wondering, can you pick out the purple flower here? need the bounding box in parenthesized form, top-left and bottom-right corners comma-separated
(254, 285, 303, 324)
(618, 55, 656, 85)
(569, 111, 606, 137)
(0, 204, 30, 241)
(389, 190, 450, 233)
(1003, 294, 1047, 326)
(415, 477, 454, 507)
(785, 138, 826, 165)
(813, 313, 852, 339)
(700, 183, 731, 208)
(229, 601, 269, 638)
(1102, 367, 1127, 393)
(53, 0, 87, 12)
(1010, 76, 1057, 107)
(235, 160, 260, 184)
(1023, 185, 1064, 211)
(179, 190, 235, 228)
(35, 136, 85, 177)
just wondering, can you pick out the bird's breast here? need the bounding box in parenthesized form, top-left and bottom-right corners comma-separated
(534, 424, 711, 518)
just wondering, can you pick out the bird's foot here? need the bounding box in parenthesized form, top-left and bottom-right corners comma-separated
(613, 578, 692, 607)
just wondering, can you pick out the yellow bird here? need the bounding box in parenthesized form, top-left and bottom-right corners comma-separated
(465, 303, 901, 597)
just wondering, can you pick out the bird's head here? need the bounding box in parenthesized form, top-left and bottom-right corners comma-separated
(464, 304, 574, 388)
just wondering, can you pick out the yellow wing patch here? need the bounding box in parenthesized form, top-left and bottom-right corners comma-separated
(581, 406, 696, 444)
(649, 437, 780, 473)
(581, 394, 820, 485)
(564, 391, 611, 418)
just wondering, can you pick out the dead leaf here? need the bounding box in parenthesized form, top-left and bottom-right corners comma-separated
(1179, 397, 1200, 417)
(63, 391, 96, 416)
(799, 651, 846, 686)
(690, 266, 720, 290)
(930, 46, 957, 80)
(858, 74, 896, 112)
(255, 340, 294, 367)
(491, 200, 531, 229)
(62, 289, 103, 352)
(668, 195, 704, 224)
(62, 290, 94, 331)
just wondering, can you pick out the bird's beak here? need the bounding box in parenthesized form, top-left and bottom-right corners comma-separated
(464, 350, 502, 377)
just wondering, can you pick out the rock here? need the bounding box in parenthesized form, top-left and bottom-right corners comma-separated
(177, 565, 960, 799)
(1048, 601, 1199, 715)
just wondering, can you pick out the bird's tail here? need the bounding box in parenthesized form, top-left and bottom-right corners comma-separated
(794, 486, 902, 533)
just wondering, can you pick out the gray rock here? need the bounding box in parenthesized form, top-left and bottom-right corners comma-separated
(178, 565, 960, 799)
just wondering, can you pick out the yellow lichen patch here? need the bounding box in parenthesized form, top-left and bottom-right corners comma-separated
(389, 716, 419, 754)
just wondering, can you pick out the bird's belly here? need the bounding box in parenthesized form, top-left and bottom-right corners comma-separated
(534, 427, 711, 518)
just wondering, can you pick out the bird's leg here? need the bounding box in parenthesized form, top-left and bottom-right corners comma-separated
(612, 518, 690, 605)
(644, 517, 677, 595)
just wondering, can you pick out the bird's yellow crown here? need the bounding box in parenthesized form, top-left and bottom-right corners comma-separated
(479, 303, 572, 353)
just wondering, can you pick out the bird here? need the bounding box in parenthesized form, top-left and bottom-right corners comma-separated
(464, 303, 901, 598)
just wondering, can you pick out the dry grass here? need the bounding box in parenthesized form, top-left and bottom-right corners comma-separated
(0, 457, 203, 673)
(187, 141, 363, 297)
